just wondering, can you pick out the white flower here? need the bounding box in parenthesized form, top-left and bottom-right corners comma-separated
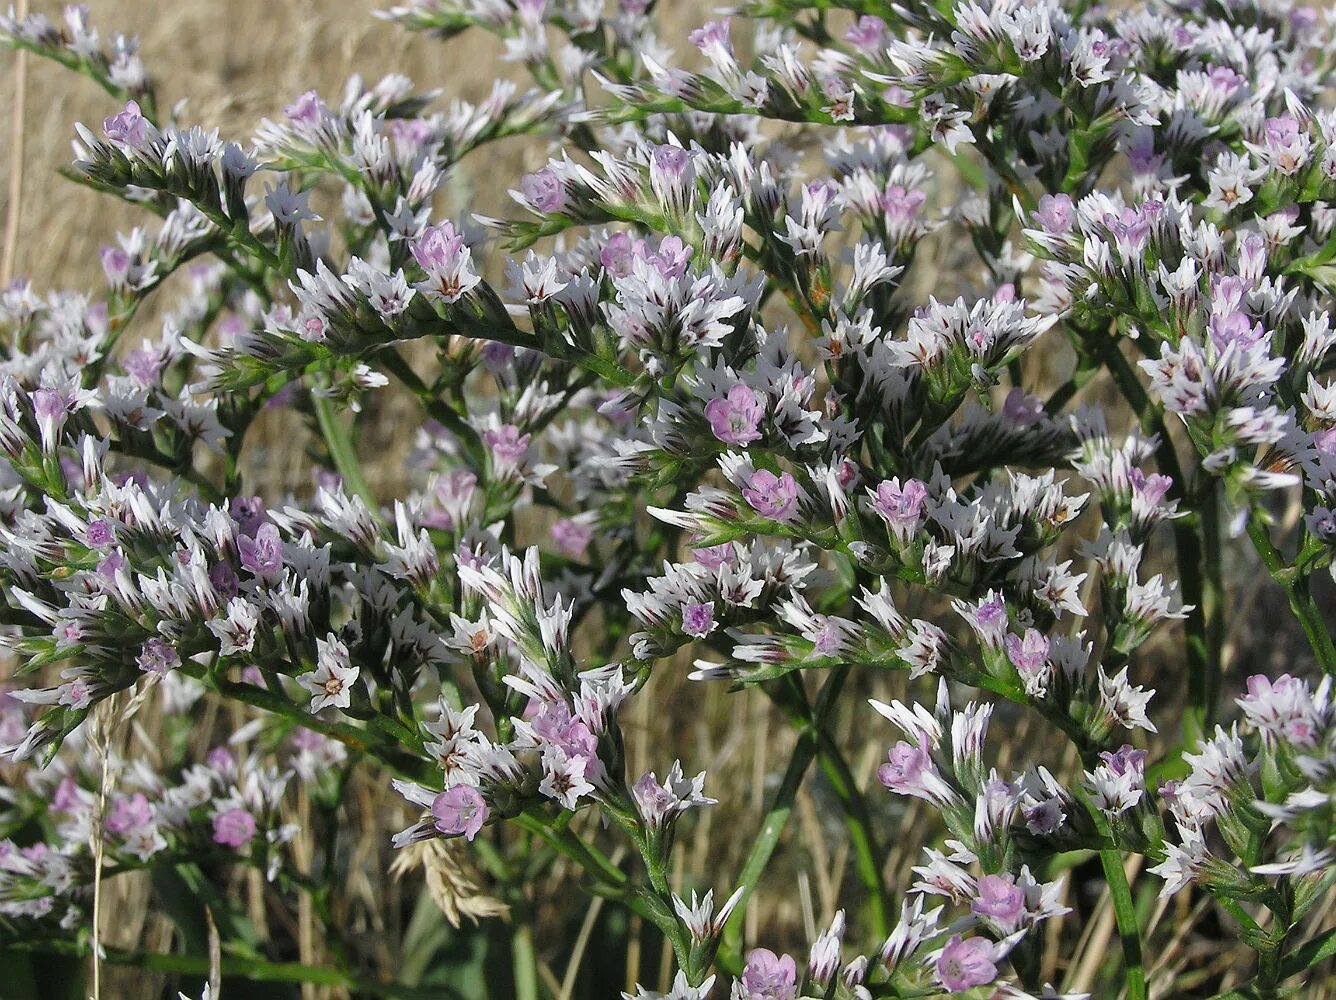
(299, 635, 360, 712)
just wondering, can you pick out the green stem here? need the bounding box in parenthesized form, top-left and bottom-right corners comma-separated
(1245, 515, 1336, 673)
(1098, 847, 1148, 1000)
(511, 923, 540, 1000)
(311, 392, 383, 524)
(717, 667, 850, 971)
(1097, 332, 1220, 739)
(178, 662, 427, 779)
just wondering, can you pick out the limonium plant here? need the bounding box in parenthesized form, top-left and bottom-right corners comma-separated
(1, 0, 1336, 996)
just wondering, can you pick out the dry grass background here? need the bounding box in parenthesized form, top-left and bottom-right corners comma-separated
(0, 1, 1334, 997)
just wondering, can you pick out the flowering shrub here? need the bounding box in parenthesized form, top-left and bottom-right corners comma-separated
(2, 0, 1336, 996)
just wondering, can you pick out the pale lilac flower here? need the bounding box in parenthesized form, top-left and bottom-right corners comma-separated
(1003, 388, 1044, 427)
(879, 741, 957, 805)
(971, 873, 1026, 931)
(1237, 674, 1324, 747)
(105, 793, 152, 836)
(957, 592, 1009, 648)
(936, 935, 997, 991)
(844, 15, 885, 51)
(238, 523, 284, 578)
(704, 384, 765, 446)
(431, 784, 488, 841)
(1005, 629, 1050, 677)
(411, 222, 480, 303)
(551, 518, 593, 558)
(136, 638, 180, 677)
(869, 478, 927, 540)
(519, 167, 566, 213)
(1032, 193, 1075, 234)
(32, 387, 75, 453)
(103, 100, 149, 147)
(740, 947, 797, 1000)
(742, 469, 798, 520)
(681, 601, 715, 638)
(631, 761, 715, 828)
(484, 424, 530, 464)
(84, 518, 115, 550)
(692, 542, 733, 568)
(212, 807, 257, 848)
(284, 90, 326, 127)
(600, 232, 642, 277)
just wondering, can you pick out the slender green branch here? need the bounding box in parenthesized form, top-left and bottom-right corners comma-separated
(1096, 846, 1147, 1000)
(717, 667, 850, 972)
(1245, 515, 1336, 673)
(311, 392, 384, 525)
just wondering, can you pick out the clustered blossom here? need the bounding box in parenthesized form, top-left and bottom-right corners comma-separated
(1, 0, 1336, 995)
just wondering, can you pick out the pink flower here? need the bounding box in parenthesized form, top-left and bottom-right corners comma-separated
(432, 785, 488, 841)
(103, 100, 148, 147)
(742, 470, 798, 520)
(484, 424, 530, 464)
(105, 793, 152, 836)
(238, 522, 284, 578)
(519, 168, 567, 213)
(705, 384, 765, 445)
(972, 873, 1026, 927)
(936, 935, 997, 991)
(740, 947, 797, 1000)
(551, 518, 593, 558)
(1005, 629, 1049, 676)
(212, 807, 257, 848)
(681, 601, 716, 638)
(869, 478, 927, 540)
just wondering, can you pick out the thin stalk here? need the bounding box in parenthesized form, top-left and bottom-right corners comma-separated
(511, 923, 540, 1000)
(311, 393, 384, 526)
(717, 667, 850, 971)
(813, 735, 890, 941)
(1245, 516, 1336, 673)
(1098, 334, 1220, 738)
(1098, 847, 1147, 1000)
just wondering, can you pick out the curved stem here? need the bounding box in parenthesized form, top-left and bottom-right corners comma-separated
(1245, 515, 1336, 673)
